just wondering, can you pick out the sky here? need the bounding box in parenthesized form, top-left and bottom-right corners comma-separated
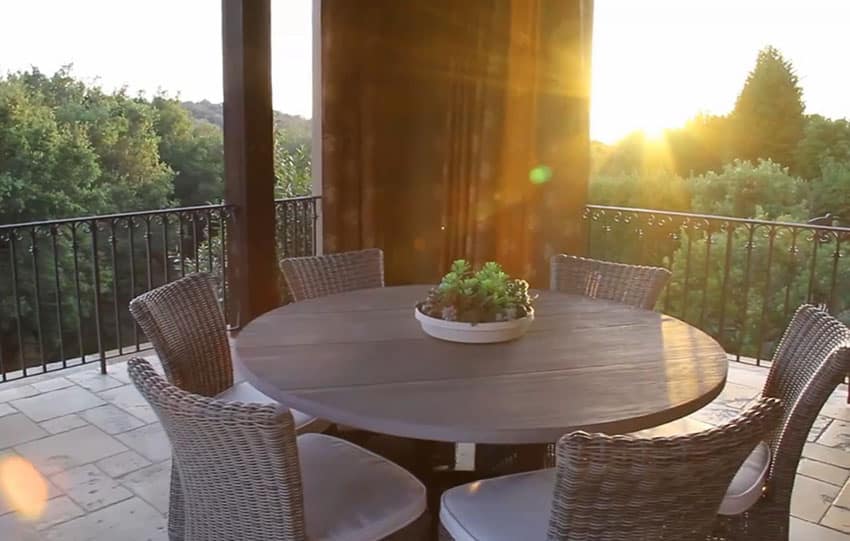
(0, 0, 313, 116)
(591, 0, 850, 142)
(0, 1, 848, 143)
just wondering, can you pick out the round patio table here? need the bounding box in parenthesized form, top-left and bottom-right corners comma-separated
(234, 285, 728, 444)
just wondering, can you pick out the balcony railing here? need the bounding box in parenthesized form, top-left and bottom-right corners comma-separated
(585, 204, 850, 365)
(0, 196, 319, 382)
(3, 199, 842, 382)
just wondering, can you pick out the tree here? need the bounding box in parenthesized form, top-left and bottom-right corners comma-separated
(0, 67, 321, 372)
(153, 96, 224, 206)
(729, 46, 805, 168)
(810, 159, 850, 224)
(5, 67, 174, 214)
(274, 128, 312, 198)
(0, 68, 175, 368)
(589, 170, 690, 212)
(666, 113, 731, 176)
(793, 115, 850, 180)
(0, 73, 103, 223)
(688, 159, 807, 219)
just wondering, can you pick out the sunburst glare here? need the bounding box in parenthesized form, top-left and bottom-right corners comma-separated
(0, 456, 48, 520)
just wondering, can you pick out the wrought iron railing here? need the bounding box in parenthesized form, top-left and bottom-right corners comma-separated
(10, 198, 832, 380)
(0, 195, 320, 382)
(275, 195, 319, 259)
(584, 204, 850, 365)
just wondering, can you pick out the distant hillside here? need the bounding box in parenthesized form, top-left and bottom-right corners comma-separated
(181, 100, 311, 144)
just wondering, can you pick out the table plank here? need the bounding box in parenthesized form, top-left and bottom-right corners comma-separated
(235, 285, 727, 444)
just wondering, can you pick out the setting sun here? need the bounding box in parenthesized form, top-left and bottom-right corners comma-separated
(590, 0, 850, 143)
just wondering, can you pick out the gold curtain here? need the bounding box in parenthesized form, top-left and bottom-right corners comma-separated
(321, 0, 593, 286)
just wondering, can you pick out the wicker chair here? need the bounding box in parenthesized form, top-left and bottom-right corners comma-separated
(550, 254, 671, 310)
(713, 304, 850, 540)
(128, 273, 327, 540)
(523, 255, 672, 472)
(281, 248, 384, 302)
(127, 358, 428, 541)
(439, 398, 782, 541)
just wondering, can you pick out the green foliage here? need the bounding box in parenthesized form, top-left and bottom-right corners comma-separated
(688, 159, 807, 219)
(181, 100, 312, 200)
(589, 170, 690, 211)
(666, 113, 732, 176)
(0, 72, 102, 222)
(418, 260, 534, 323)
(594, 132, 646, 175)
(591, 157, 848, 360)
(181, 100, 312, 144)
(729, 46, 805, 168)
(0, 68, 316, 370)
(153, 96, 224, 206)
(793, 115, 850, 180)
(810, 159, 850, 224)
(664, 207, 848, 358)
(180, 99, 224, 127)
(274, 129, 312, 198)
(0, 67, 174, 222)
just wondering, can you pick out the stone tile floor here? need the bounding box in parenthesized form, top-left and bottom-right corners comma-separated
(0, 356, 848, 540)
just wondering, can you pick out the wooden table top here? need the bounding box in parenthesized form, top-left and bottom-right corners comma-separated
(234, 285, 728, 444)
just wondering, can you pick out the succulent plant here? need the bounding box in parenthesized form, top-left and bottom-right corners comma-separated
(417, 259, 534, 324)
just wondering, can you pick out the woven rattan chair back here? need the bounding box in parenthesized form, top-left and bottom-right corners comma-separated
(753, 305, 849, 535)
(128, 358, 306, 541)
(713, 306, 850, 540)
(549, 254, 671, 310)
(549, 397, 783, 541)
(280, 248, 384, 302)
(129, 273, 232, 397)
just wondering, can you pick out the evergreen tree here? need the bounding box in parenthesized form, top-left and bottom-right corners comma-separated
(729, 46, 805, 168)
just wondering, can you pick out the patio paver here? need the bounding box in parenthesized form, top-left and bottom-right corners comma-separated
(0, 414, 48, 448)
(11, 387, 104, 422)
(97, 384, 157, 424)
(14, 425, 128, 476)
(799, 459, 850, 487)
(114, 424, 170, 463)
(0, 355, 846, 539)
(80, 405, 146, 435)
(49, 464, 133, 512)
(42, 497, 167, 541)
(0, 384, 40, 403)
(95, 450, 152, 479)
(118, 461, 172, 514)
(39, 414, 90, 436)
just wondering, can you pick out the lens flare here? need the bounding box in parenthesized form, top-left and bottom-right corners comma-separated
(0, 457, 48, 520)
(529, 165, 553, 185)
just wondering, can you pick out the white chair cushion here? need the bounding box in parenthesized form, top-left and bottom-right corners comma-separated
(216, 381, 328, 433)
(719, 441, 771, 515)
(637, 421, 771, 515)
(440, 468, 554, 541)
(298, 433, 427, 541)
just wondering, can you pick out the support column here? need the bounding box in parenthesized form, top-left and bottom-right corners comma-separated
(222, 0, 279, 323)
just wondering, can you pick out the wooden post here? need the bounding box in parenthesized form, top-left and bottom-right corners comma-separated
(222, 0, 279, 324)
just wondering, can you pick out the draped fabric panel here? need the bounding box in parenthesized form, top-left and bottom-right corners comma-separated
(321, 0, 593, 287)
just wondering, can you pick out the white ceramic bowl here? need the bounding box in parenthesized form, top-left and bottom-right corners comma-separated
(414, 307, 534, 344)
